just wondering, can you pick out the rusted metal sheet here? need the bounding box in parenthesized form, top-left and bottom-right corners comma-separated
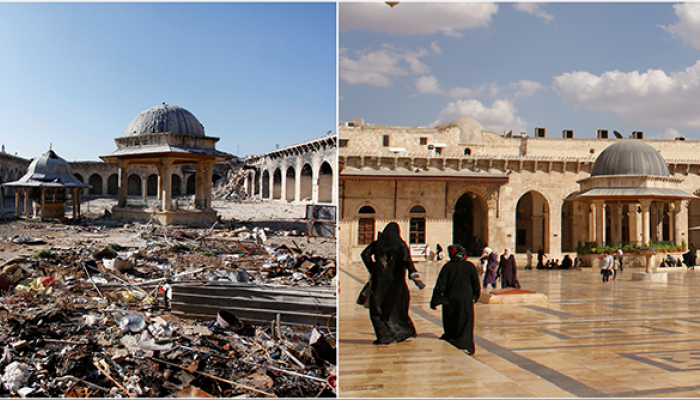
(171, 282, 336, 328)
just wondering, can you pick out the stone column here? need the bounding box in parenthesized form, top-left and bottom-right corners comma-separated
(204, 161, 214, 210)
(14, 188, 20, 218)
(72, 189, 78, 219)
(195, 162, 204, 209)
(640, 199, 652, 247)
(161, 159, 173, 212)
(311, 165, 319, 204)
(24, 188, 30, 217)
(294, 163, 302, 203)
(76, 189, 81, 218)
(611, 202, 622, 245)
(157, 165, 164, 201)
(280, 165, 288, 203)
(586, 202, 595, 243)
(627, 207, 640, 246)
(118, 161, 129, 207)
(674, 200, 684, 247)
(39, 188, 46, 220)
(593, 200, 605, 247)
(141, 174, 148, 200)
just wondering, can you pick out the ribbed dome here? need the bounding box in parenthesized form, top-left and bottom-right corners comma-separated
(124, 104, 205, 137)
(18, 149, 84, 186)
(591, 139, 669, 177)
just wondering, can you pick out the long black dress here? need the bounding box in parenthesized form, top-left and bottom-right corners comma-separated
(430, 258, 481, 353)
(361, 223, 420, 345)
(499, 254, 517, 288)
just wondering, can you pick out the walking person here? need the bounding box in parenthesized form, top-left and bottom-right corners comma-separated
(361, 222, 426, 345)
(430, 244, 481, 355)
(613, 248, 623, 279)
(600, 250, 614, 284)
(526, 247, 533, 270)
(498, 248, 519, 288)
(481, 246, 498, 289)
(536, 246, 547, 269)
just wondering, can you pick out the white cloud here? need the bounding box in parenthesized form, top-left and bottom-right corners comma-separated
(662, 3, 700, 50)
(648, 128, 682, 140)
(340, 45, 431, 87)
(553, 61, 700, 128)
(431, 99, 527, 134)
(513, 3, 554, 22)
(415, 75, 442, 94)
(509, 80, 546, 98)
(430, 42, 442, 55)
(415, 76, 542, 100)
(340, 3, 498, 37)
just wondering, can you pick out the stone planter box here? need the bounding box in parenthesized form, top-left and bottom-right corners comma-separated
(578, 252, 685, 270)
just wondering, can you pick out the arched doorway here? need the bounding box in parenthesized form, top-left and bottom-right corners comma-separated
(147, 174, 158, 197)
(262, 170, 270, 199)
(272, 169, 282, 200)
(88, 174, 103, 195)
(186, 175, 196, 195)
(172, 174, 182, 196)
(128, 174, 141, 197)
(689, 194, 700, 247)
(300, 164, 313, 201)
(453, 192, 488, 256)
(318, 162, 333, 203)
(107, 174, 119, 195)
(286, 167, 296, 201)
(516, 191, 549, 254)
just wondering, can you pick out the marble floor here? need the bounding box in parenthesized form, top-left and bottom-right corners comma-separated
(339, 261, 700, 398)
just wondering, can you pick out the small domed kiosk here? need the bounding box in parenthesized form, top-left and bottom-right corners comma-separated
(567, 139, 698, 273)
(3, 148, 88, 220)
(100, 104, 235, 225)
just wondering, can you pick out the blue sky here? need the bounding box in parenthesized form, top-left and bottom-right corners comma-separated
(0, 2, 336, 161)
(340, 2, 700, 140)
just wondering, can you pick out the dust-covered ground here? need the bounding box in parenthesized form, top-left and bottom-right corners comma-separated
(0, 197, 336, 260)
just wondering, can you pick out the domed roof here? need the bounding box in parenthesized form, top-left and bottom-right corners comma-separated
(7, 149, 87, 188)
(124, 104, 205, 137)
(591, 139, 669, 177)
(446, 117, 483, 146)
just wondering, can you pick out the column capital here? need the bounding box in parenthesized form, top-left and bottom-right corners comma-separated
(639, 199, 652, 209)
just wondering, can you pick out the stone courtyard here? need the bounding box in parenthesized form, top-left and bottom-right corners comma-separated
(339, 259, 700, 398)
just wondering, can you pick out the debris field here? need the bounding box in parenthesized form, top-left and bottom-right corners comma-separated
(0, 218, 337, 398)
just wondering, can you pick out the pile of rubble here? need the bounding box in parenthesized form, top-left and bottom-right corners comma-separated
(0, 220, 337, 398)
(212, 169, 251, 202)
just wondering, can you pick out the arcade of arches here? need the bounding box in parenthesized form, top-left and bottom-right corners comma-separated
(245, 135, 336, 205)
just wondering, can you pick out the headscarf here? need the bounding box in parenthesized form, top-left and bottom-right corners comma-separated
(503, 248, 512, 260)
(376, 222, 403, 256)
(481, 246, 493, 258)
(448, 244, 467, 261)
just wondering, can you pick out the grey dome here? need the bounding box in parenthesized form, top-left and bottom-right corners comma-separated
(124, 104, 205, 137)
(591, 139, 669, 177)
(10, 149, 87, 187)
(447, 117, 483, 146)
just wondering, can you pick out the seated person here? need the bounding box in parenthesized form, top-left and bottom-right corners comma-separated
(663, 254, 677, 268)
(560, 255, 573, 269)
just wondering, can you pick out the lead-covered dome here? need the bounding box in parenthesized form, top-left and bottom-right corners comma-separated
(124, 104, 205, 137)
(591, 139, 669, 177)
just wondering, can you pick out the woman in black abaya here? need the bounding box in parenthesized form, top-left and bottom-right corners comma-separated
(430, 244, 481, 355)
(361, 222, 426, 345)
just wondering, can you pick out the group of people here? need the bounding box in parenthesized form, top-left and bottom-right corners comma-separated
(479, 246, 519, 289)
(359, 223, 523, 356)
(599, 248, 623, 283)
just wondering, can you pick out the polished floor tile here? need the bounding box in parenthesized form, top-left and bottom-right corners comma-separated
(339, 261, 700, 397)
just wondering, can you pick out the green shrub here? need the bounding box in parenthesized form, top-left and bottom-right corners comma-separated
(107, 243, 123, 251)
(34, 249, 56, 259)
(201, 250, 217, 257)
